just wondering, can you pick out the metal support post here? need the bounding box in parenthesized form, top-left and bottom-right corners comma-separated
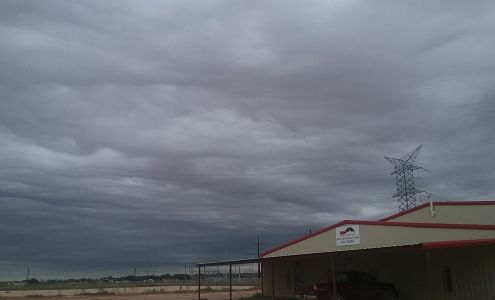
(198, 265, 201, 300)
(261, 261, 264, 296)
(426, 249, 434, 299)
(271, 260, 275, 300)
(229, 264, 232, 300)
(331, 255, 337, 297)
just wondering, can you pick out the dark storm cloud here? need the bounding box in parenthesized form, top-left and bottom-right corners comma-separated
(1, 0, 495, 280)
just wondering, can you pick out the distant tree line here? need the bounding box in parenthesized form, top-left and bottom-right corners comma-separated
(20, 271, 258, 285)
(22, 274, 194, 285)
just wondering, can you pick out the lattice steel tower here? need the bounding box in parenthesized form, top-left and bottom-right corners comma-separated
(385, 145, 425, 211)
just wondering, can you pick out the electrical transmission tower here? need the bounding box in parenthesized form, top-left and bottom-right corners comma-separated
(385, 145, 426, 211)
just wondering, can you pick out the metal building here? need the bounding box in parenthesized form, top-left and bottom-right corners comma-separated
(260, 201, 495, 299)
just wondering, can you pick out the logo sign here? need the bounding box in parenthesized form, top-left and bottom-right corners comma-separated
(336, 225, 360, 246)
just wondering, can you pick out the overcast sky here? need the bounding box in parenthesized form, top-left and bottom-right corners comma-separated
(1, 0, 495, 281)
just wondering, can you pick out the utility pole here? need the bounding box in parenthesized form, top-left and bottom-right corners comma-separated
(250, 236, 264, 281)
(133, 266, 136, 277)
(26, 266, 30, 281)
(251, 236, 264, 281)
(256, 237, 261, 280)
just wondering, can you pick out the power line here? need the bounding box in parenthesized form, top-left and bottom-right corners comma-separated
(423, 168, 484, 191)
(421, 169, 494, 200)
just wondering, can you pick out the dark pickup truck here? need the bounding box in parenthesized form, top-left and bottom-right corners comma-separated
(295, 271, 398, 300)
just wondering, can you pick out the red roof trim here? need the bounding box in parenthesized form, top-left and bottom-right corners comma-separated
(355, 221, 495, 230)
(261, 220, 495, 257)
(261, 220, 347, 257)
(380, 203, 429, 221)
(380, 200, 495, 221)
(422, 238, 495, 249)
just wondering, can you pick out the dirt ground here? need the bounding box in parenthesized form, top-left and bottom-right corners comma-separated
(1, 290, 260, 300)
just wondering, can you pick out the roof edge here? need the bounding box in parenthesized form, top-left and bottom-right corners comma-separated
(261, 220, 495, 257)
(422, 238, 495, 249)
(197, 257, 259, 267)
(380, 200, 495, 221)
(261, 220, 347, 257)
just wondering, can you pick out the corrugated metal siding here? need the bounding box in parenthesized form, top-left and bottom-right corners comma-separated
(431, 245, 495, 300)
(262, 258, 299, 298)
(262, 261, 272, 296)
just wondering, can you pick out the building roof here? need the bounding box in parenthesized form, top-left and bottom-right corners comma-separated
(380, 200, 495, 221)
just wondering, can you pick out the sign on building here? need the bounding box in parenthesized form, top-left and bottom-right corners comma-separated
(336, 225, 360, 246)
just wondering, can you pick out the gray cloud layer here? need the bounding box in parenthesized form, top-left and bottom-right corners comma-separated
(1, 0, 495, 280)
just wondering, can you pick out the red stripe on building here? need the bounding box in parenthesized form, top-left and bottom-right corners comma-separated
(422, 238, 495, 249)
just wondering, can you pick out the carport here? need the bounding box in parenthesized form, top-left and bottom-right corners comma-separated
(262, 244, 434, 299)
(196, 257, 260, 300)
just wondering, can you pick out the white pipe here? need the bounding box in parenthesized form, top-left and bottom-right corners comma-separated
(430, 201, 436, 217)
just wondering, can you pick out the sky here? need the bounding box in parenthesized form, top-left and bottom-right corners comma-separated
(1, 0, 495, 281)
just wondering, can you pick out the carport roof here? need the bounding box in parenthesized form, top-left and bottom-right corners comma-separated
(196, 257, 259, 267)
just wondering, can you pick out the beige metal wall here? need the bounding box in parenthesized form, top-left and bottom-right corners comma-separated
(429, 245, 495, 300)
(263, 245, 495, 299)
(262, 257, 300, 298)
(386, 203, 495, 224)
(263, 224, 495, 258)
